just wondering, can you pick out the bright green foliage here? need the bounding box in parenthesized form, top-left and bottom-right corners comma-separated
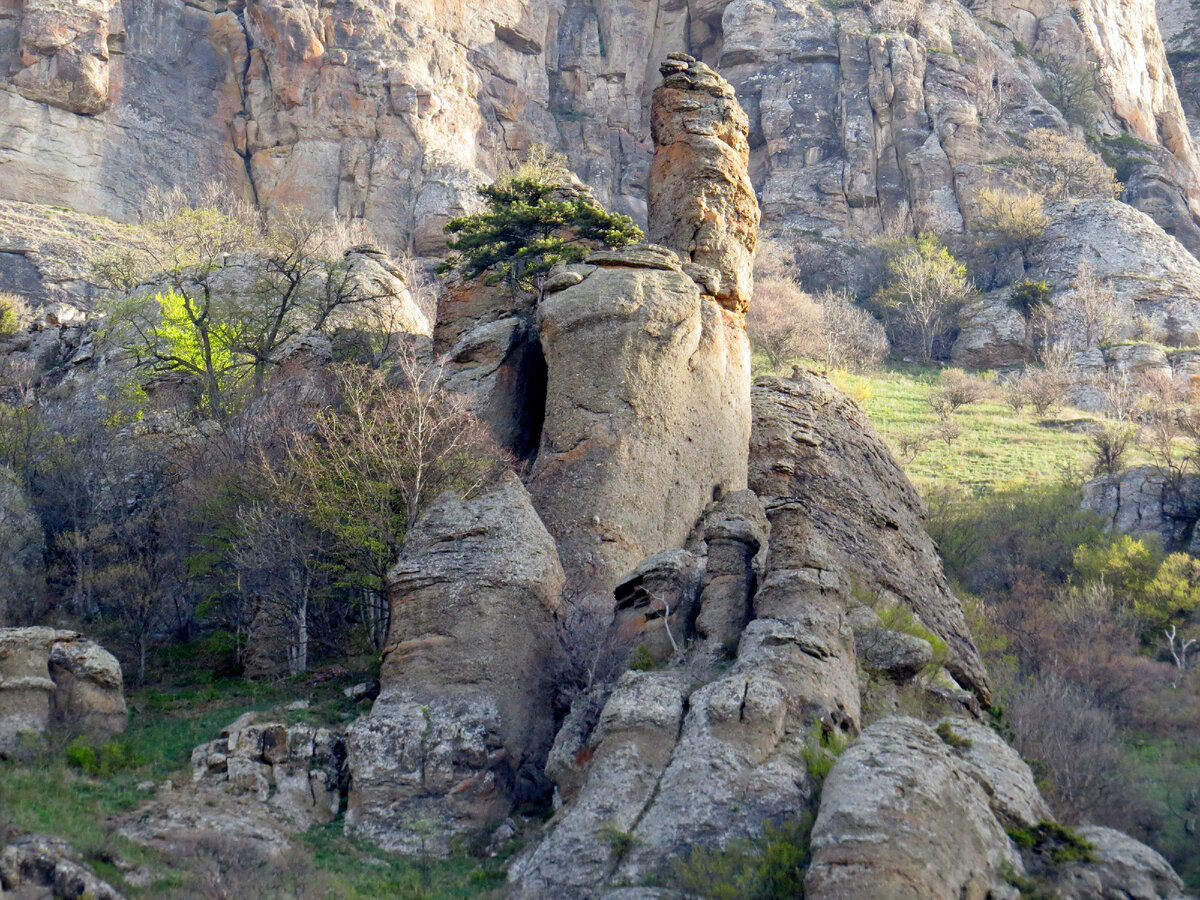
(871, 234, 972, 361)
(671, 816, 813, 899)
(1072, 534, 1162, 601)
(0, 293, 24, 337)
(801, 721, 849, 785)
(1009, 279, 1052, 319)
(439, 173, 642, 300)
(155, 289, 236, 377)
(1136, 553, 1200, 632)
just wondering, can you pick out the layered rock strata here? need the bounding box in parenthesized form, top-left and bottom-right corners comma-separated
(648, 54, 759, 314)
(0, 627, 126, 755)
(344, 473, 564, 853)
(750, 371, 990, 701)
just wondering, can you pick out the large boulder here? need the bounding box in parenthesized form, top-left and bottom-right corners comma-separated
(0, 627, 125, 755)
(750, 371, 990, 702)
(956, 200, 1200, 365)
(0, 834, 123, 900)
(805, 717, 1024, 900)
(648, 54, 759, 315)
(528, 244, 751, 611)
(344, 473, 564, 853)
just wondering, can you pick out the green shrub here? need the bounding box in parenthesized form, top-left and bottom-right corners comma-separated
(671, 815, 813, 899)
(597, 824, 638, 861)
(1007, 821, 1096, 864)
(801, 722, 850, 785)
(0, 292, 28, 338)
(64, 737, 148, 777)
(627, 645, 657, 672)
(1008, 279, 1052, 319)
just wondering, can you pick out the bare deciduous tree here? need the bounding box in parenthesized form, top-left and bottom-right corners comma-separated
(272, 351, 507, 649)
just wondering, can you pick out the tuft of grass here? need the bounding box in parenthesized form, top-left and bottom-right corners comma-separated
(1007, 821, 1097, 864)
(935, 721, 973, 750)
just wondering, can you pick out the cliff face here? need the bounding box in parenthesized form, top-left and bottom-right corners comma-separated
(2, 0, 1199, 263)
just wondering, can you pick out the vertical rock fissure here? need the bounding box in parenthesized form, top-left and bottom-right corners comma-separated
(231, 0, 261, 208)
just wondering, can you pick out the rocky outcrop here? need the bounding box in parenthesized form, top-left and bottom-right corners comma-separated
(749, 371, 990, 702)
(123, 713, 345, 858)
(344, 473, 564, 854)
(0, 466, 45, 625)
(806, 715, 1191, 900)
(955, 200, 1200, 365)
(511, 516, 858, 898)
(648, 54, 758, 314)
(1049, 826, 1192, 900)
(0, 834, 124, 900)
(695, 489, 767, 648)
(1082, 465, 1200, 554)
(528, 244, 751, 609)
(0, 627, 126, 755)
(806, 717, 1023, 900)
(0, 201, 127, 312)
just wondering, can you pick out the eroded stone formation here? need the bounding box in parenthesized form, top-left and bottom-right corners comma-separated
(344, 474, 564, 854)
(648, 53, 759, 314)
(0, 627, 126, 756)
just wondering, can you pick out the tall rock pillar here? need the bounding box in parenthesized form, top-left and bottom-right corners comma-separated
(648, 53, 760, 315)
(528, 58, 759, 609)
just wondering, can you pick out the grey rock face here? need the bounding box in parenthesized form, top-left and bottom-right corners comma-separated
(613, 549, 703, 664)
(123, 713, 345, 859)
(1047, 826, 1192, 900)
(345, 473, 564, 854)
(695, 489, 767, 648)
(749, 371, 990, 702)
(0, 627, 126, 756)
(511, 493, 856, 899)
(1082, 465, 1200, 554)
(805, 716, 1024, 900)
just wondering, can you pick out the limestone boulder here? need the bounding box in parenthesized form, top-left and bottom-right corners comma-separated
(1030, 201, 1200, 347)
(648, 54, 758, 314)
(344, 473, 564, 853)
(123, 712, 346, 859)
(750, 371, 990, 701)
(1046, 826, 1191, 900)
(0, 834, 123, 900)
(529, 244, 750, 611)
(805, 716, 1023, 900)
(0, 627, 125, 755)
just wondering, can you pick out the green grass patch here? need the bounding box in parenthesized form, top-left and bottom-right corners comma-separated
(836, 365, 1100, 490)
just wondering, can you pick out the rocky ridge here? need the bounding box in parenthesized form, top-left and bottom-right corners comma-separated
(2, 0, 1199, 270)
